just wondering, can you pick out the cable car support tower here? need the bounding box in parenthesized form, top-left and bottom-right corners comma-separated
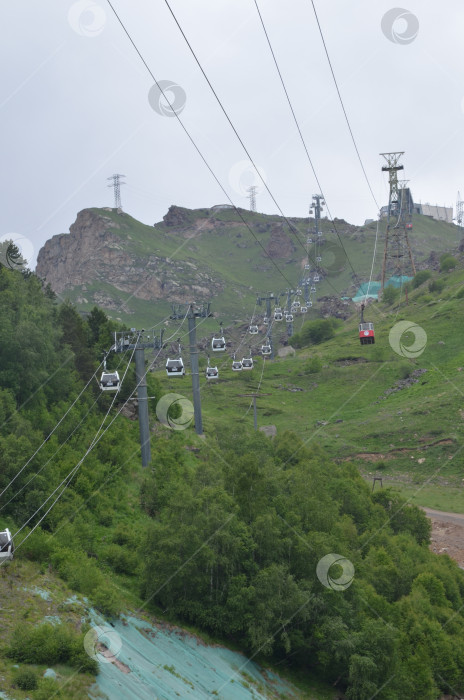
(380, 152, 416, 290)
(114, 328, 164, 467)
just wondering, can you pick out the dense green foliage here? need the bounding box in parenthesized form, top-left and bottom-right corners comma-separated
(428, 279, 445, 293)
(412, 270, 431, 288)
(291, 318, 339, 348)
(440, 255, 457, 272)
(1, 265, 464, 699)
(381, 285, 400, 305)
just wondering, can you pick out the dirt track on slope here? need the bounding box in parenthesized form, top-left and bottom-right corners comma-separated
(423, 508, 464, 568)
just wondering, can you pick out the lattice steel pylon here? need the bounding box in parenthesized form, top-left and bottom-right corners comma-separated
(456, 191, 464, 229)
(247, 185, 257, 212)
(107, 174, 126, 210)
(380, 153, 416, 290)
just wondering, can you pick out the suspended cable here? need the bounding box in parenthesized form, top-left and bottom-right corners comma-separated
(105, 0, 295, 290)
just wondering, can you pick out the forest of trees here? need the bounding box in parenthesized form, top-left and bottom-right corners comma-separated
(1, 264, 464, 699)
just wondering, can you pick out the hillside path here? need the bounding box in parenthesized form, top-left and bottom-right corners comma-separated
(422, 507, 464, 568)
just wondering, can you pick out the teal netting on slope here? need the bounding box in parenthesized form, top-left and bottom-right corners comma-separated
(352, 275, 412, 302)
(88, 612, 300, 700)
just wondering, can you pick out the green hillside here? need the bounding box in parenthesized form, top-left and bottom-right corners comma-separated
(2, 261, 464, 699)
(60, 206, 461, 331)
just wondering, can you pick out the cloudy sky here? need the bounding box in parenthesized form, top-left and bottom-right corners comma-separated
(1, 0, 463, 268)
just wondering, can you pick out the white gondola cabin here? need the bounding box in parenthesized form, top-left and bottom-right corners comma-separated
(241, 357, 253, 370)
(206, 366, 219, 379)
(232, 358, 243, 371)
(100, 371, 120, 392)
(301, 306, 308, 313)
(313, 273, 320, 282)
(0, 528, 14, 562)
(212, 336, 226, 352)
(166, 358, 185, 377)
(249, 325, 259, 335)
(263, 316, 269, 325)
(274, 308, 283, 321)
(286, 313, 294, 322)
(261, 343, 271, 356)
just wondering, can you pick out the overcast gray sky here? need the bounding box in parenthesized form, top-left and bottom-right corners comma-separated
(1, 0, 463, 268)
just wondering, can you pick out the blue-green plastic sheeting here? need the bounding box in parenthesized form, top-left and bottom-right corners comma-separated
(88, 612, 301, 700)
(352, 276, 412, 302)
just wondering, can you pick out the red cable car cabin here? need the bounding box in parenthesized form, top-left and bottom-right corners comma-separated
(406, 223, 412, 230)
(359, 303, 375, 345)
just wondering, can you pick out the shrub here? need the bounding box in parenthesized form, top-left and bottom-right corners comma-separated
(398, 362, 412, 380)
(456, 287, 464, 299)
(382, 286, 399, 305)
(293, 319, 336, 348)
(102, 543, 138, 575)
(13, 668, 38, 690)
(412, 270, 431, 288)
(428, 279, 445, 293)
(34, 678, 62, 700)
(304, 357, 322, 374)
(440, 256, 457, 272)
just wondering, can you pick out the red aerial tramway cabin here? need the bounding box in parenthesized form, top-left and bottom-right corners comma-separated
(359, 303, 375, 345)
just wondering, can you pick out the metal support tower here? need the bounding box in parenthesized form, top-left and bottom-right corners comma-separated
(113, 328, 164, 467)
(170, 303, 211, 435)
(237, 393, 271, 431)
(107, 174, 126, 210)
(247, 185, 257, 212)
(380, 153, 415, 290)
(456, 191, 464, 229)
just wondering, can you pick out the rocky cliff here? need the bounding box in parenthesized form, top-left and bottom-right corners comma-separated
(36, 208, 223, 314)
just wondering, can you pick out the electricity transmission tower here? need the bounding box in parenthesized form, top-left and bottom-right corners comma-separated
(113, 328, 164, 467)
(170, 302, 211, 435)
(247, 185, 257, 212)
(107, 174, 126, 210)
(456, 191, 464, 229)
(380, 152, 416, 290)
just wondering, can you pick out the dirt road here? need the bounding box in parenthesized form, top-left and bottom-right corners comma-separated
(422, 507, 464, 568)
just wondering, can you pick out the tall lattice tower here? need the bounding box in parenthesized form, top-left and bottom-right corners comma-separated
(247, 185, 257, 212)
(107, 174, 126, 210)
(456, 191, 464, 229)
(380, 153, 416, 290)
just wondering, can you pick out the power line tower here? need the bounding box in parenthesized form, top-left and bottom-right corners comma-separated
(380, 152, 415, 290)
(107, 174, 126, 210)
(113, 328, 164, 467)
(170, 302, 211, 435)
(456, 191, 464, 229)
(247, 185, 257, 212)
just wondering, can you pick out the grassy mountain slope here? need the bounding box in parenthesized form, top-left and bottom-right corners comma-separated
(58, 205, 461, 330)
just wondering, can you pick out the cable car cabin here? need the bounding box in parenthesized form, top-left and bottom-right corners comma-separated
(307, 301, 313, 308)
(316, 256, 322, 262)
(232, 359, 243, 371)
(274, 310, 283, 321)
(206, 366, 219, 380)
(301, 306, 308, 313)
(212, 337, 226, 352)
(313, 274, 320, 282)
(0, 528, 14, 562)
(263, 316, 269, 325)
(241, 357, 253, 370)
(304, 263, 310, 270)
(286, 313, 294, 322)
(249, 325, 259, 335)
(310, 285, 316, 293)
(359, 322, 375, 344)
(406, 223, 412, 230)
(261, 344, 272, 356)
(166, 358, 185, 376)
(100, 371, 120, 392)
(296, 288, 302, 296)
(293, 300, 301, 308)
